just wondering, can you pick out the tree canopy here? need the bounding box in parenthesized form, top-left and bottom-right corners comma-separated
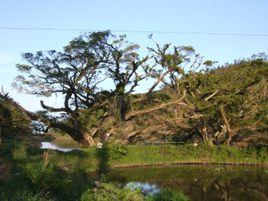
(14, 31, 267, 147)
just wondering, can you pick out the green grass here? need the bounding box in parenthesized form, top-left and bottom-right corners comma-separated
(2, 138, 267, 173)
(45, 144, 268, 172)
(108, 144, 268, 167)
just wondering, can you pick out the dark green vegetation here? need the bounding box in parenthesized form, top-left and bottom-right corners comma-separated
(0, 91, 31, 140)
(0, 140, 193, 201)
(12, 31, 268, 147)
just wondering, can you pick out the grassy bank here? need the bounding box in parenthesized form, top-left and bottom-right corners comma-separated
(43, 144, 268, 172)
(2, 139, 267, 173)
(43, 128, 268, 168)
(1, 139, 267, 201)
(39, 132, 268, 168)
(1, 140, 193, 201)
(109, 145, 268, 168)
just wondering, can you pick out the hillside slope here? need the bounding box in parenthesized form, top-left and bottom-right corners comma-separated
(0, 92, 31, 139)
(94, 60, 268, 147)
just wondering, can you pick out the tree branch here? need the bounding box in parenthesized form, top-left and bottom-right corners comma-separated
(205, 90, 219, 101)
(219, 105, 232, 145)
(148, 68, 172, 93)
(126, 95, 187, 120)
(40, 101, 67, 112)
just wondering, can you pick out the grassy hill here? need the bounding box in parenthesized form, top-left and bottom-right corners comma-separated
(0, 92, 31, 139)
(89, 59, 268, 147)
(1, 59, 267, 148)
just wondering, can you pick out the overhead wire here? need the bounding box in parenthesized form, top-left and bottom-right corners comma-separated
(1, 26, 268, 37)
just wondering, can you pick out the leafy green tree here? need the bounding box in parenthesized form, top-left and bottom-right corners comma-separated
(147, 43, 202, 94)
(104, 34, 149, 120)
(14, 31, 112, 145)
(14, 31, 149, 145)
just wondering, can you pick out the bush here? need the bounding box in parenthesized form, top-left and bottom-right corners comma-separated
(12, 143, 27, 161)
(108, 144, 128, 160)
(80, 183, 144, 201)
(12, 190, 52, 201)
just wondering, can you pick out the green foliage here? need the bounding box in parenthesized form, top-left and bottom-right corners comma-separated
(0, 139, 93, 201)
(108, 143, 128, 160)
(78, 108, 105, 130)
(80, 183, 144, 201)
(111, 145, 268, 166)
(0, 95, 31, 138)
(146, 189, 189, 201)
(178, 60, 268, 145)
(12, 143, 27, 161)
(11, 190, 53, 201)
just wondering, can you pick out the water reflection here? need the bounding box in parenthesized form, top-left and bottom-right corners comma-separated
(126, 182, 160, 195)
(41, 142, 75, 152)
(108, 165, 268, 201)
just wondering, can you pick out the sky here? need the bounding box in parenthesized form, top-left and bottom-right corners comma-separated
(0, 0, 267, 111)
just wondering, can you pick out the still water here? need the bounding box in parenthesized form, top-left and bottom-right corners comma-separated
(108, 165, 268, 201)
(41, 141, 75, 152)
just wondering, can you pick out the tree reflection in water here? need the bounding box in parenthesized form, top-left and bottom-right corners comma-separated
(108, 165, 268, 201)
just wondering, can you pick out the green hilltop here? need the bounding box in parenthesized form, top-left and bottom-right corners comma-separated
(1, 59, 268, 148)
(81, 59, 268, 147)
(0, 91, 32, 139)
(1, 59, 267, 148)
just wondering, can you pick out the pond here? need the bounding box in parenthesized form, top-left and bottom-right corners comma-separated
(107, 165, 268, 201)
(41, 141, 76, 152)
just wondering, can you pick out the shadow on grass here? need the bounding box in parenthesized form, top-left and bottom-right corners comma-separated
(0, 138, 95, 201)
(96, 144, 109, 176)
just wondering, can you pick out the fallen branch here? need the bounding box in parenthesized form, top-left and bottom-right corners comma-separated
(219, 105, 233, 145)
(126, 99, 187, 120)
(131, 97, 162, 104)
(205, 90, 219, 101)
(148, 69, 172, 93)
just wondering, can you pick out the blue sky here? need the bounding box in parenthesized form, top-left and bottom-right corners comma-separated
(0, 0, 267, 111)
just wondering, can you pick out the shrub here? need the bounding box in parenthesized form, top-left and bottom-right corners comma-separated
(80, 183, 144, 201)
(108, 144, 128, 160)
(12, 143, 27, 161)
(12, 190, 53, 201)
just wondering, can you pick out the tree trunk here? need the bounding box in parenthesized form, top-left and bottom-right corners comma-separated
(115, 83, 128, 122)
(219, 105, 233, 145)
(148, 68, 172, 93)
(200, 120, 214, 146)
(49, 121, 95, 146)
(117, 95, 127, 121)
